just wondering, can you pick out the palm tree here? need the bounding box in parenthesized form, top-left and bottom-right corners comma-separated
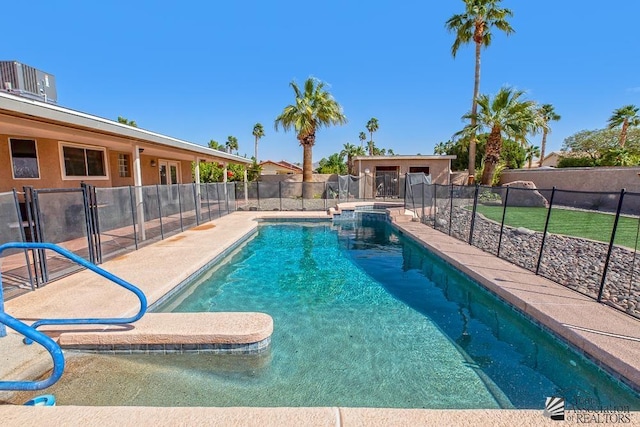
(367, 140, 376, 156)
(317, 153, 347, 175)
(225, 135, 239, 154)
(341, 143, 359, 174)
(366, 118, 379, 152)
(358, 131, 367, 149)
(208, 139, 224, 151)
(252, 123, 265, 162)
(274, 77, 347, 183)
(446, 0, 515, 181)
(607, 105, 640, 148)
(456, 87, 537, 185)
(537, 104, 561, 166)
(526, 145, 540, 168)
(117, 116, 137, 127)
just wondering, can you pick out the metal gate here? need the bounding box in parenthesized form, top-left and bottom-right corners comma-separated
(21, 184, 101, 285)
(375, 168, 400, 198)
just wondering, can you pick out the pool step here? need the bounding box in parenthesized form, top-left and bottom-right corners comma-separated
(387, 207, 416, 223)
(55, 312, 273, 354)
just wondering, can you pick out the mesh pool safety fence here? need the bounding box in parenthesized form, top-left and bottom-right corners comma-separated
(1, 177, 638, 319)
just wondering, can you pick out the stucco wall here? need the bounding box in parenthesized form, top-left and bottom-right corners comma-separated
(1, 134, 118, 191)
(353, 158, 452, 184)
(500, 167, 640, 193)
(1, 133, 200, 192)
(109, 151, 133, 188)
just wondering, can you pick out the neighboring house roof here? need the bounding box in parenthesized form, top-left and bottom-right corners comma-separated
(0, 91, 251, 164)
(259, 160, 303, 172)
(529, 151, 564, 168)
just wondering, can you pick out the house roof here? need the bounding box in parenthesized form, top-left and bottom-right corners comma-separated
(0, 91, 252, 164)
(259, 160, 303, 171)
(352, 155, 457, 161)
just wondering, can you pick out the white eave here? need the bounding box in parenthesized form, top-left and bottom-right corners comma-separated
(0, 91, 251, 164)
(352, 155, 457, 160)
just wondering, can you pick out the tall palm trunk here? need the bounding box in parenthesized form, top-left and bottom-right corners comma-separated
(481, 126, 502, 185)
(538, 130, 548, 167)
(301, 141, 314, 199)
(468, 24, 483, 183)
(302, 142, 313, 182)
(254, 137, 259, 161)
(620, 120, 629, 147)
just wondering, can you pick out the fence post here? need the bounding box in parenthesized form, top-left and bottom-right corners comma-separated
(323, 182, 327, 211)
(468, 185, 480, 245)
(598, 189, 626, 302)
(12, 189, 36, 291)
(128, 186, 139, 250)
(535, 187, 556, 275)
(90, 186, 102, 263)
(257, 181, 261, 211)
(448, 184, 454, 236)
(205, 184, 212, 222)
(279, 181, 283, 211)
(80, 184, 96, 264)
(31, 190, 48, 283)
(404, 178, 408, 211)
(192, 183, 200, 226)
(156, 184, 164, 240)
(496, 186, 510, 258)
(177, 185, 184, 232)
(216, 184, 222, 218)
(421, 182, 426, 224)
(433, 184, 437, 229)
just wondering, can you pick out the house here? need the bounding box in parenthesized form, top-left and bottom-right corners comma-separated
(352, 155, 456, 198)
(527, 151, 563, 168)
(0, 91, 252, 193)
(259, 160, 303, 175)
(539, 151, 562, 167)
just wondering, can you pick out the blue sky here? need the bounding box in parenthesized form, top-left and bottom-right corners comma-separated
(5, 1, 639, 165)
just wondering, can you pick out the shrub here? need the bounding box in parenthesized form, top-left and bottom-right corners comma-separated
(557, 156, 598, 168)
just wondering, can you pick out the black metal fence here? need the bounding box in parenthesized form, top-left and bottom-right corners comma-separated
(404, 182, 640, 320)
(0, 177, 378, 296)
(232, 175, 377, 211)
(3, 176, 638, 321)
(0, 182, 237, 298)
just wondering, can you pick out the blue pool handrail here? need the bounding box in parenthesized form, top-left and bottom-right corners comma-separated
(0, 242, 147, 343)
(0, 311, 64, 390)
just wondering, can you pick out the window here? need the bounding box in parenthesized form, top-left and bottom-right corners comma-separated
(10, 138, 40, 179)
(61, 143, 107, 179)
(409, 166, 430, 175)
(118, 153, 130, 177)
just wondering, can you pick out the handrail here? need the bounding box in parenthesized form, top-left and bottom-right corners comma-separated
(0, 242, 147, 344)
(0, 312, 64, 390)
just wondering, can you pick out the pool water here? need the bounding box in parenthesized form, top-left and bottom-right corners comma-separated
(21, 219, 640, 408)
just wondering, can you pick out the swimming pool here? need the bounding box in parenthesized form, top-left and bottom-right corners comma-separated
(15, 219, 640, 408)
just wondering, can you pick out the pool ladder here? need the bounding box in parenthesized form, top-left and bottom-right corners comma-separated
(0, 242, 148, 391)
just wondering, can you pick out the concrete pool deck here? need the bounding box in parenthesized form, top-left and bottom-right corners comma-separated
(0, 210, 639, 425)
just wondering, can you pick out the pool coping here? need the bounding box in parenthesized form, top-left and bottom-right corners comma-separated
(1, 210, 639, 425)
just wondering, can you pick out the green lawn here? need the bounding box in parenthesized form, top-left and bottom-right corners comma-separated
(473, 205, 640, 249)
